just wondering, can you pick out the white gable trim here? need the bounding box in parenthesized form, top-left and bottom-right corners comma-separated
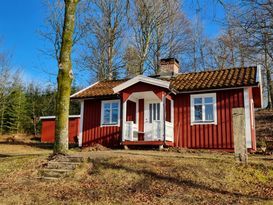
(113, 75, 170, 93)
(70, 81, 99, 98)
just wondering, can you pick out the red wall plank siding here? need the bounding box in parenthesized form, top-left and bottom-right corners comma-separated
(82, 99, 121, 147)
(173, 89, 244, 149)
(165, 98, 171, 122)
(138, 99, 144, 140)
(126, 100, 136, 123)
(41, 117, 80, 143)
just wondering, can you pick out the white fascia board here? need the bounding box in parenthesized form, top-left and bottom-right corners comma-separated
(70, 81, 99, 98)
(113, 75, 170, 93)
(39, 115, 81, 120)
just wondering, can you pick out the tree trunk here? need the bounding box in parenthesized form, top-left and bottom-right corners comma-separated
(54, 0, 79, 154)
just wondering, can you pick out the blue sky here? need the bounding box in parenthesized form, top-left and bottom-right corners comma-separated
(0, 0, 226, 87)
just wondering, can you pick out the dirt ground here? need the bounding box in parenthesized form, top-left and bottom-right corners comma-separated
(0, 142, 273, 205)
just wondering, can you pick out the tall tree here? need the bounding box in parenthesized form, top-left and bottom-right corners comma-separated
(81, 0, 127, 81)
(54, 0, 79, 154)
(225, 0, 273, 108)
(4, 72, 26, 134)
(129, 0, 172, 75)
(148, 0, 192, 74)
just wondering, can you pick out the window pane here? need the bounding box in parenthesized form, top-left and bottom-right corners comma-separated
(205, 97, 213, 104)
(149, 104, 152, 123)
(194, 98, 202, 104)
(112, 102, 118, 109)
(205, 104, 214, 121)
(112, 108, 118, 124)
(103, 103, 111, 124)
(104, 103, 110, 110)
(153, 104, 156, 120)
(194, 105, 202, 121)
(157, 103, 160, 120)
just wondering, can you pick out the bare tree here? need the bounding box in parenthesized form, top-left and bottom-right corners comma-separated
(128, 0, 173, 75)
(123, 46, 140, 77)
(54, 0, 79, 154)
(39, 0, 89, 62)
(225, 1, 273, 108)
(80, 0, 127, 81)
(148, 0, 192, 74)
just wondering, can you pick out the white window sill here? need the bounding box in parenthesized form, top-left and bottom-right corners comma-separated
(191, 121, 217, 125)
(100, 124, 120, 127)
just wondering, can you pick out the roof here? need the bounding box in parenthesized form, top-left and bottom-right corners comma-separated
(71, 79, 127, 99)
(71, 66, 258, 99)
(171, 66, 258, 92)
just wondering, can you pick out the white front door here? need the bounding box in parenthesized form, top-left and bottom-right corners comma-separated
(144, 101, 161, 140)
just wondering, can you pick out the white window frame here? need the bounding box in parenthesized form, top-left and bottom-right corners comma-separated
(101, 100, 120, 127)
(190, 93, 217, 125)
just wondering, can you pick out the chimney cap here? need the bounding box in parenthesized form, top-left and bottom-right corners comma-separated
(160, 58, 179, 64)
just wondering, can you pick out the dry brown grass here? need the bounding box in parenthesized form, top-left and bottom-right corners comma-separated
(0, 147, 273, 205)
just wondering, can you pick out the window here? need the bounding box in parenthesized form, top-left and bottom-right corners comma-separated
(190, 93, 217, 125)
(101, 100, 120, 126)
(149, 103, 160, 123)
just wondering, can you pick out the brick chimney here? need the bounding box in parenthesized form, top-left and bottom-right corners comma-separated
(159, 58, 180, 76)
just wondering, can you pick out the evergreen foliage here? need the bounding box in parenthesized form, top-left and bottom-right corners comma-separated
(0, 68, 80, 135)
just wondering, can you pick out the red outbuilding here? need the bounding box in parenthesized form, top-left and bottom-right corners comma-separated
(55, 58, 262, 152)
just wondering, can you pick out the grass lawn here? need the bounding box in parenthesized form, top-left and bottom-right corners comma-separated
(0, 144, 273, 205)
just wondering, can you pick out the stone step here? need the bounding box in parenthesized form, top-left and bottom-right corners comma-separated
(39, 176, 60, 181)
(47, 161, 80, 170)
(40, 169, 72, 178)
(55, 156, 84, 163)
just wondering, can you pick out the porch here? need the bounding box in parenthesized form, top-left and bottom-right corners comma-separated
(121, 90, 174, 147)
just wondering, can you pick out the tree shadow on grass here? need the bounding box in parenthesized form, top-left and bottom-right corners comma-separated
(91, 158, 273, 202)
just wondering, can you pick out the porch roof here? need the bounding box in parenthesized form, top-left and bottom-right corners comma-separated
(71, 66, 259, 99)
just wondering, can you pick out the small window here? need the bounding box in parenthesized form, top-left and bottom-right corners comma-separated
(101, 100, 120, 126)
(191, 93, 217, 125)
(149, 103, 160, 123)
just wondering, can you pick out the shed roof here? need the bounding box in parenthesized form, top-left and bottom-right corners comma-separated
(71, 66, 258, 99)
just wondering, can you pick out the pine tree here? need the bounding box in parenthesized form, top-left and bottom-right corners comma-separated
(4, 73, 26, 134)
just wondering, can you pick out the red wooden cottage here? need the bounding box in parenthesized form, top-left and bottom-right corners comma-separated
(71, 58, 263, 151)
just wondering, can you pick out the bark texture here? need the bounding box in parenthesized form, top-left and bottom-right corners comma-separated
(54, 0, 79, 154)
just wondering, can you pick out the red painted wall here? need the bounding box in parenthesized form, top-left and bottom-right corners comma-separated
(166, 98, 171, 122)
(82, 99, 121, 147)
(173, 89, 244, 149)
(41, 117, 80, 143)
(126, 100, 136, 123)
(138, 99, 144, 140)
